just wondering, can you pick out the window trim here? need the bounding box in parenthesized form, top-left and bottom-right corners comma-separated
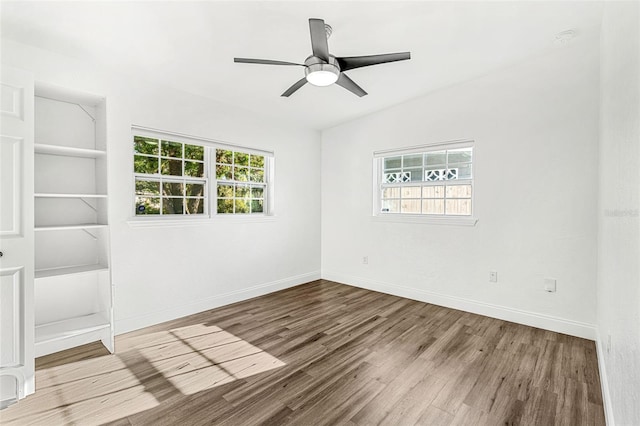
(372, 139, 478, 226)
(129, 125, 274, 224)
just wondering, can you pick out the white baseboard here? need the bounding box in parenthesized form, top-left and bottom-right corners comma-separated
(595, 330, 615, 425)
(115, 271, 321, 335)
(322, 271, 596, 340)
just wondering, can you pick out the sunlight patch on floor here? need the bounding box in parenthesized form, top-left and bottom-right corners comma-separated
(142, 325, 286, 395)
(2, 323, 285, 425)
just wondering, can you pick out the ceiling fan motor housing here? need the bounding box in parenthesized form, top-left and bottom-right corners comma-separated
(304, 55, 340, 86)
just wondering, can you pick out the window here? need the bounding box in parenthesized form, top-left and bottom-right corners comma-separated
(132, 128, 272, 218)
(374, 141, 474, 219)
(215, 149, 266, 214)
(134, 136, 207, 215)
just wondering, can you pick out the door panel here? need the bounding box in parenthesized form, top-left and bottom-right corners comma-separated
(0, 268, 23, 366)
(0, 65, 34, 406)
(0, 136, 23, 236)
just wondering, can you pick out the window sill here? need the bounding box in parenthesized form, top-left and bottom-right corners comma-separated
(372, 214, 478, 226)
(127, 215, 276, 228)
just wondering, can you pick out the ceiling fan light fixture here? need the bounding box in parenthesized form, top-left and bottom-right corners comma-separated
(305, 63, 339, 86)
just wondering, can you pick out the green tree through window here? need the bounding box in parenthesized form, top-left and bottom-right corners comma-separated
(133, 132, 271, 218)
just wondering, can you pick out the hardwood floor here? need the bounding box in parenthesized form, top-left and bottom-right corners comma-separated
(2, 280, 605, 425)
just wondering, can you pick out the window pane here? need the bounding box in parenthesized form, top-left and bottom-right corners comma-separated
(234, 152, 249, 166)
(425, 151, 446, 166)
(216, 164, 232, 180)
(422, 185, 444, 198)
(162, 182, 183, 197)
(217, 198, 234, 213)
(135, 197, 160, 215)
(422, 199, 445, 215)
(445, 199, 472, 215)
(185, 144, 204, 161)
(186, 198, 204, 214)
(382, 187, 400, 199)
(234, 166, 249, 182)
(448, 163, 472, 179)
(250, 155, 264, 168)
(235, 185, 249, 198)
(403, 154, 423, 167)
(405, 168, 422, 182)
(401, 187, 421, 198)
(161, 158, 182, 176)
(251, 187, 264, 198)
(447, 148, 472, 164)
(250, 168, 264, 183)
(384, 156, 401, 170)
(217, 184, 234, 198)
(186, 183, 205, 197)
(134, 155, 159, 174)
(251, 199, 264, 213)
(216, 149, 233, 164)
(234, 199, 249, 213)
(446, 185, 472, 198)
(184, 161, 204, 177)
(381, 199, 400, 213)
(401, 199, 421, 214)
(161, 140, 182, 158)
(134, 137, 159, 155)
(424, 167, 448, 181)
(384, 172, 411, 183)
(135, 179, 160, 195)
(162, 198, 184, 214)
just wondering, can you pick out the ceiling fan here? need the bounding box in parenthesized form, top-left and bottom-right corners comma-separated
(234, 18, 411, 97)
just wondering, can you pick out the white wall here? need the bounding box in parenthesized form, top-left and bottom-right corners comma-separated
(321, 35, 600, 338)
(2, 39, 321, 334)
(597, 2, 640, 425)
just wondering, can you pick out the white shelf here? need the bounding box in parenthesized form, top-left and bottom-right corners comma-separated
(35, 224, 108, 231)
(35, 143, 106, 158)
(35, 193, 108, 198)
(35, 264, 109, 279)
(35, 313, 110, 345)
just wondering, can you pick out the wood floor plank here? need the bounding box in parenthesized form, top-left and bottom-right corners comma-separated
(416, 405, 454, 426)
(2, 280, 604, 426)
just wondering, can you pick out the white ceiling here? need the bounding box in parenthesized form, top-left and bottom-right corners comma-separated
(1, 1, 603, 130)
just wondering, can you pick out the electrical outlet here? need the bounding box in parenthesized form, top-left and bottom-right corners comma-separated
(362, 256, 368, 265)
(544, 278, 557, 292)
(489, 271, 498, 283)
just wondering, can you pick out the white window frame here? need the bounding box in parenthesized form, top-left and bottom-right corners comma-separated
(213, 148, 269, 215)
(133, 137, 209, 217)
(373, 140, 478, 226)
(129, 126, 275, 226)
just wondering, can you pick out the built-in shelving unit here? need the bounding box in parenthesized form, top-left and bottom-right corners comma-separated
(33, 85, 113, 358)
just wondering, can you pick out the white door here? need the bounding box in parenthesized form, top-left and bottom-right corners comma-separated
(0, 65, 35, 407)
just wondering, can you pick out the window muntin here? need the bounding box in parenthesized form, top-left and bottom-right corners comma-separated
(378, 145, 473, 216)
(215, 149, 266, 214)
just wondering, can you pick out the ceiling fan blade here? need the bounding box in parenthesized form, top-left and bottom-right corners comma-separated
(234, 58, 304, 66)
(281, 77, 308, 97)
(336, 52, 411, 71)
(336, 73, 367, 97)
(309, 18, 330, 62)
